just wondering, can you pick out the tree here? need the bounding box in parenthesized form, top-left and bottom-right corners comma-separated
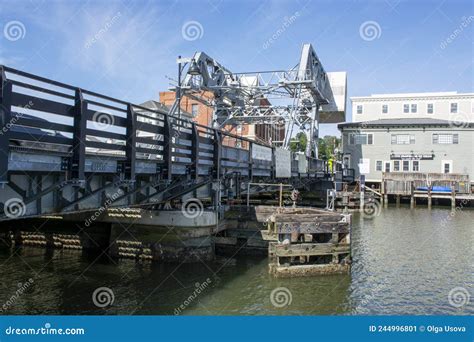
(318, 135, 340, 160)
(289, 132, 307, 152)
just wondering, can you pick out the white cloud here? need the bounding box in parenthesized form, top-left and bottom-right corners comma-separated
(60, 4, 182, 100)
(19, 1, 185, 103)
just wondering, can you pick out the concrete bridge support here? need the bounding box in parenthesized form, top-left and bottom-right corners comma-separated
(106, 210, 217, 262)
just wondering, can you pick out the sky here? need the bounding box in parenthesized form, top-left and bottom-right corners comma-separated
(0, 0, 473, 136)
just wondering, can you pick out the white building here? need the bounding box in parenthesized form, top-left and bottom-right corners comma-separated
(339, 92, 474, 187)
(351, 92, 474, 124)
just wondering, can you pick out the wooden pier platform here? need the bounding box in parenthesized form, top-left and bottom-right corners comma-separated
(382, 172, 472, 209)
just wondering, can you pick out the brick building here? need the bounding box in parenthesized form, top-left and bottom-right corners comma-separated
(159, 91, 285, 149)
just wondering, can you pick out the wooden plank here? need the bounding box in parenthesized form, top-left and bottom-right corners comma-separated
(86, 140, 126, 151)
(85, 99, 127, 113)
(10, 131, 72, 145)
(273, 264, 350, 277)
(274, 222, 349, 234)
(14, 116, 74, 133)
(135, 136, 163, 145)
(85, 109, 127, 127)
(261, 230, 278, 241)
(136, 121, 164, 135)
(271, 213, 345, 223)
(274, 243, 350, 257)
(135, 146, 163, 155)
(86, 128, 127, 140)
(11, 81, 75, 100)
(12, 92, 74, 117)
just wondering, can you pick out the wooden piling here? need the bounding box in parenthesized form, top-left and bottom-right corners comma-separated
(359, 191, 365, 213)
(260, 207, 351, 277)
(427, 186, 432, 210)
(451, 189, 456, 210)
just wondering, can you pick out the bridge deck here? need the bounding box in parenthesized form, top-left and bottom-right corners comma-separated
(0, 65, 353, 220)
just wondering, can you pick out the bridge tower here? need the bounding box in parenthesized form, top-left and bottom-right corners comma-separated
(169, 43, 347, 159)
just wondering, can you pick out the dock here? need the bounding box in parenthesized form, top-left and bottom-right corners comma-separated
(382, 172, 472, 209)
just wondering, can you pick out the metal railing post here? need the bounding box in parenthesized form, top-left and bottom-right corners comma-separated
(163, 115, 173, 181)
(248, 141, 253, 181)
(0, 67, 12, 184)
(279, 183, 283, 207)
(213, 130, 221, 180)
(71, 89, 86, 182)
(125, 104, 136, 182)
(191, 123, 199, 181)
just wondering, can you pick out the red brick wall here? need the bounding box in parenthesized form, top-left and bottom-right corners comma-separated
(159, 91, 285, 149)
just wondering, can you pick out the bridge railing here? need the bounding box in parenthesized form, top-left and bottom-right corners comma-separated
(0, 65, 339, 219)
(0, 65, 273, 182)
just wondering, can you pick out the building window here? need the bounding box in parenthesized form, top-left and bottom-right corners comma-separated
(236, 124, 243, 133)
(191, 104, 199, 116)
(411, 104, 417, 113)
(393, 160, 400, 171)
(382, 104, 388, 114)
(403, 104, 409, 113)
(442, 160, 452, 174)
(391, 134, 415, 144)
(432, 133, 459, 144)
(412, 160, 420, 172)
(427, 103, 434, 114)
(356, 105, 363, 114)
(384, 161, 391, 172)
(343, 156, 350, 168)
(375, 160, 382, 171)
(403, 160, 410, 171)
(450, 102, 458, 113)
(349, 133, 373, 145)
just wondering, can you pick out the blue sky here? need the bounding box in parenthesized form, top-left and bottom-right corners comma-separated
(0, 0, 473, 136)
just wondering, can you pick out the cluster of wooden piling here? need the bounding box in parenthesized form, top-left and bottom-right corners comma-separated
(382, 172, 472, 209)
(329, 191, 380, 212)
(259, 207, 351, 277)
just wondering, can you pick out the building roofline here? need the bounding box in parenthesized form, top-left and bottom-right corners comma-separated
(350, 92, 474, 102)
(338, 118, 474, 129)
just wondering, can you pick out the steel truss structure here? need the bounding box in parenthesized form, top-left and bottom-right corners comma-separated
(171, 43, 343, 158)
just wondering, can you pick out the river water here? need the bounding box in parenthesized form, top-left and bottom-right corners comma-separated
(0, 207, 472, 315)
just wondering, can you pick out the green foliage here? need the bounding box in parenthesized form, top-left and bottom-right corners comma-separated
(289, 132, 307, 152)
(318, 135, 340, 160)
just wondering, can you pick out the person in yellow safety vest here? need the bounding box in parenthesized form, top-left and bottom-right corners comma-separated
(328, 158, 333, 173)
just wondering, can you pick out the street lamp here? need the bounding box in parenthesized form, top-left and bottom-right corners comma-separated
(188, 59, 201, 76)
